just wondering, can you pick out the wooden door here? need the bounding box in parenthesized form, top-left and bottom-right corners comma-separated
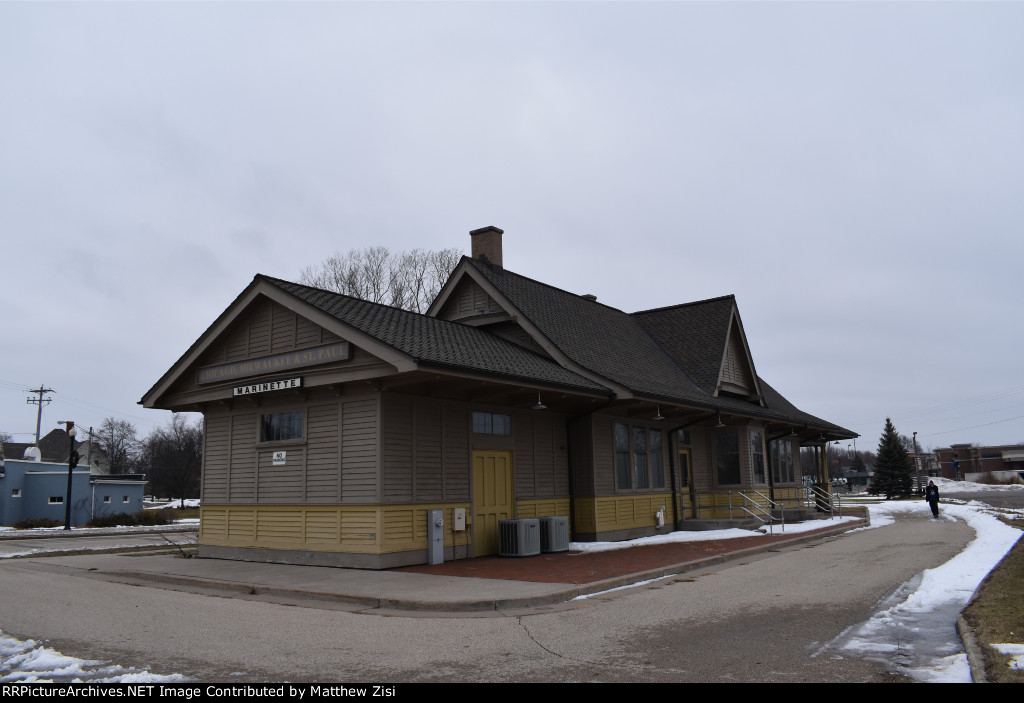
(472, 450, 514, 556)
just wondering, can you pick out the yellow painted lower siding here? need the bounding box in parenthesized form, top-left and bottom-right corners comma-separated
(574, 494, 675, 533)
(200, 503, 471, 555)
(516, 497, 571, 519)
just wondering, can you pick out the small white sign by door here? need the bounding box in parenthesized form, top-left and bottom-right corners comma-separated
(272, 451, 287, 466)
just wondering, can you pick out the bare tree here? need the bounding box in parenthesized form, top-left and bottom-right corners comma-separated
(140, 414, 202, 507)
(300, 246, 462, 313)
(97, 417, 140, 474)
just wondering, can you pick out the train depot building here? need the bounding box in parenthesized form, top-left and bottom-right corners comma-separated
(142, 227, 855, 569)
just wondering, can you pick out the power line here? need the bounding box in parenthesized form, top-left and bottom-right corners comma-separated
(919, 414, 1024, 439)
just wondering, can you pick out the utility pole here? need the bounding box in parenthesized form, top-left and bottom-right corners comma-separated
(26, 385, 54, 444)
(912, 431, 922, 495)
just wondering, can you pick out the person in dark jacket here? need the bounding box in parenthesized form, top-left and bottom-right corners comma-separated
(925, 480, 940, 518)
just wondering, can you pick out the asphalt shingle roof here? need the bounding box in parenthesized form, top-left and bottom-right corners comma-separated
(464, 258, 711, 405)
(261, 276, 610, 394)
(632, 297, 736, 395)
(462, 258, 854, 435)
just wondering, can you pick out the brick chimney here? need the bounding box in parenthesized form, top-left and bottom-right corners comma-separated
(469, 226, 503, 267)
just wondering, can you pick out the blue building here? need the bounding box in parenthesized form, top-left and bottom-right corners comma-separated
(0, 458, 146, 527)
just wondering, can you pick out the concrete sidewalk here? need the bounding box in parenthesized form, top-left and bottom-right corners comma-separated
(20, 517, 867, 614)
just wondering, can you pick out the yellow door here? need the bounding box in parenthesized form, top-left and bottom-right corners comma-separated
(472, 450, 514, 556)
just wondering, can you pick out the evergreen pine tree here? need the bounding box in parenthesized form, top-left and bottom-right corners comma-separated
(868, 418, 914, 499)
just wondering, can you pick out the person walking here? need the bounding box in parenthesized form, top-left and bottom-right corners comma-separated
(925, 480, 940, 518)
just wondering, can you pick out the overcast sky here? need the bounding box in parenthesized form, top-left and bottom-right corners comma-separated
(1, 1, 1021, 454)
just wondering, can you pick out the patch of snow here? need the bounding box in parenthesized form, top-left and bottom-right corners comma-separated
(991, 643, 1024, 670)
(0, 630, 187, 683)
(823, 499, 1023, 682)
(568, 516, 860, 553)
(932, 476, 1024, 493)
(145, 499, 200, 510)
(572, 575, 671, 599)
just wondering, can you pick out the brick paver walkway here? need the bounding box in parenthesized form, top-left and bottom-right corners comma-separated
(396, 520, 864, 584)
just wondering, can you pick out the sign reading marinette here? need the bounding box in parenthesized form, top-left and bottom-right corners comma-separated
(198, 342, 350, 384)
(233, 377, 302, 396)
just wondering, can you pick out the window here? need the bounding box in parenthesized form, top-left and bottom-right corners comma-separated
(472, 412, 511, 435)
(48, 496, 63, 504)
(123, 496, 130, 503)
(615, 423, 664, 490)
(260, 411, 304, 443)
(103, 496, 111, 503)
(11, 489, 21, 498)
(771, 439, 795, 484)
(751, 430, 766, 484)
(716, 429, 741, 485)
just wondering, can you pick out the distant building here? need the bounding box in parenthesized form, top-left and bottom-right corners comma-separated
(933, 443, 1024, 482)
(0, 458, 146, 526)
(1, 429, 111, 474)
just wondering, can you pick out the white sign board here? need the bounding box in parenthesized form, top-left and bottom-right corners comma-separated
(233, 377, 302, 396)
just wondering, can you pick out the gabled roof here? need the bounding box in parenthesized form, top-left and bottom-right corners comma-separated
(143, 260, 855, 439)
(446, 257, 711, 404)
(141, 275, 610, 408)
(429, 257, 854, 437)
(633, 296, 764, 402)
(262, 276, 610, 394)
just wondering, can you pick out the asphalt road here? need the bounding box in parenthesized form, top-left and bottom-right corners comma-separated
(939, 488, 1024, 510)
(0, 529, 196, 558)
(0, 511, 974, 683)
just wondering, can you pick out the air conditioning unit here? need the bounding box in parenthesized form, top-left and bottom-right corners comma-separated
(540, 516, 570, 553)
(499, 518, 540, 557)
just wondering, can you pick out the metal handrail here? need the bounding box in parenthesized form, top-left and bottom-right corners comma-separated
(692, 489, 785, 534)
(805, 484, 842, 518)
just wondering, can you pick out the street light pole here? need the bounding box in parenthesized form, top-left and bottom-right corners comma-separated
(59, 421, 78, 530)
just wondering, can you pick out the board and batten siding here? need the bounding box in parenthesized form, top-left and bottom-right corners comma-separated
(437, 278, 502, 321)
(380, 394, 471, 504)
(169, 296, 382, 398)
(200, 390, 379, 505)
(513, 411, 568, 500)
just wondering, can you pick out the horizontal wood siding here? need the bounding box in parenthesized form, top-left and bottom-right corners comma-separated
(382, 394, 413, 502)
(341, 395, 378, 502)
(200, 503, 470, 555)
(257, 446, 304, 503)
(202, 416, 230, 502)
(306, 402, 340, 503)
(516, 497, 571, 519)
(444, 405, 470, 501)
(229, 413, 258, 501)
(574, 494, 675, 534)
(513, 411, 567, 500)
(381, 394, 475, 505)
(593, 415, 614, 495)
(414, 401, 443, 501)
